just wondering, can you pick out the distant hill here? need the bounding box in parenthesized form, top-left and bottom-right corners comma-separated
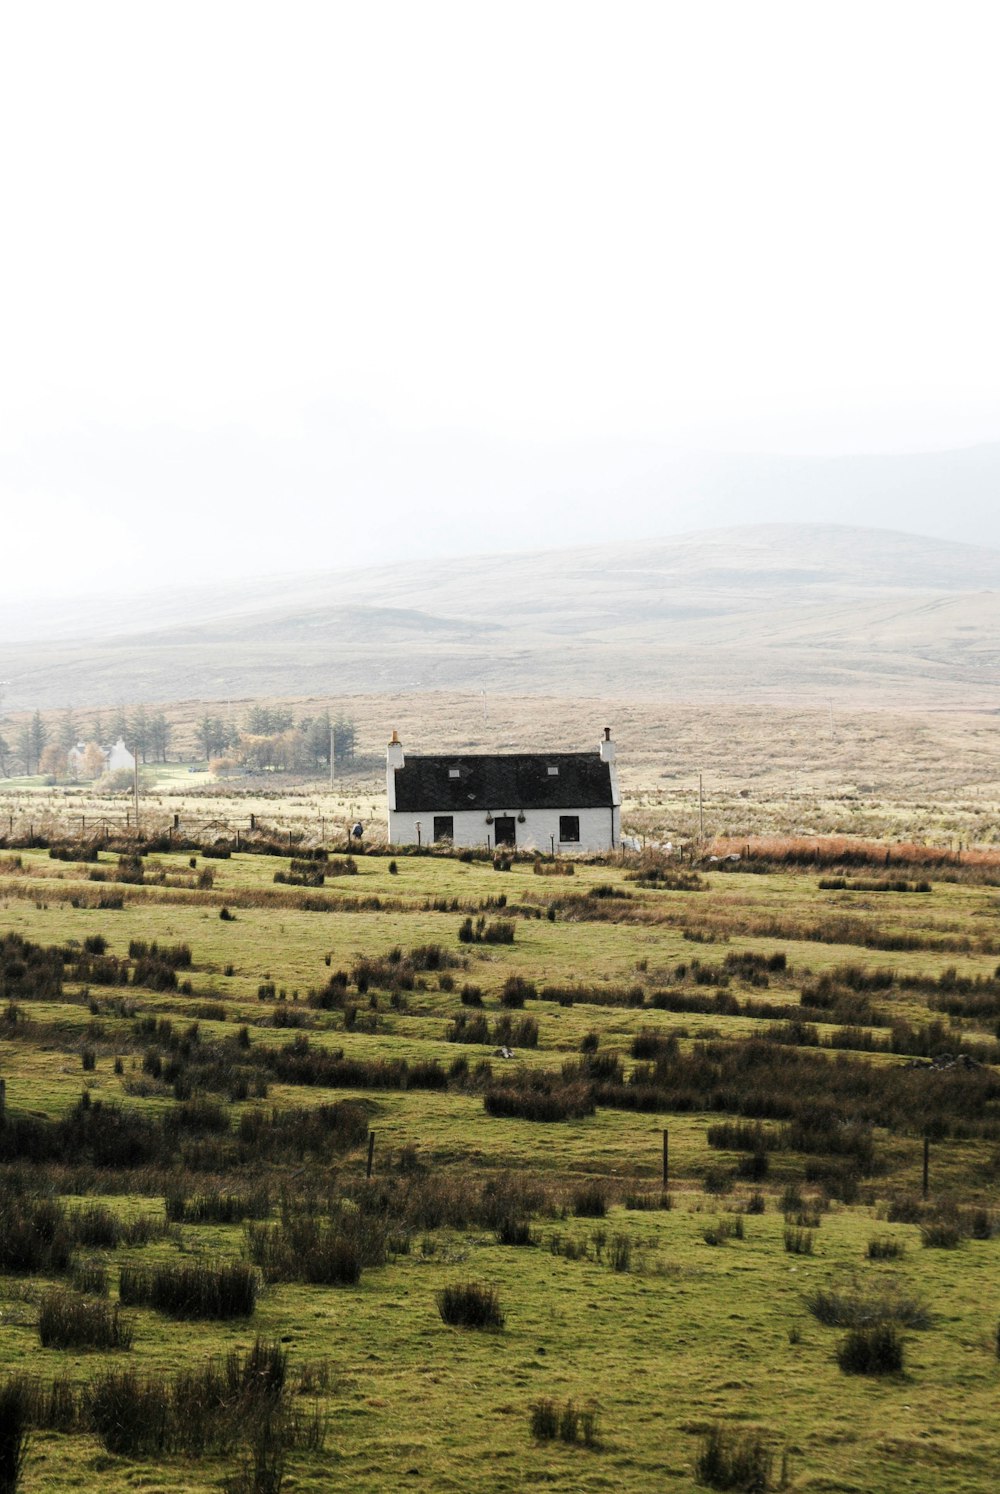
(3, 523, 1000, 709)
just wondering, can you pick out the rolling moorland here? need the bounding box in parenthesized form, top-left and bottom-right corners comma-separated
(0, 831, 999, 1492)
(4, 694, 1000, 854)
(1, 518, 999, 1490)
(4, 522, 1000, 708)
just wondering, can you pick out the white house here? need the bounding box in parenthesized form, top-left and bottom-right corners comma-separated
(67, 737, 136, 778)
(386, 729, 621, 853)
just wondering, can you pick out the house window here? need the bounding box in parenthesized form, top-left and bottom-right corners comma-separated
(448, 768, 460, 779)
(559, 815, 580, 843)
(547, 764, 559, 775)
(433, 816, 454, 842)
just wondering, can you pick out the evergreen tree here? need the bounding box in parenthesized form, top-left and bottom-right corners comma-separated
(130, 705, 151, 763)
(15, 722, 34, 775)
(196, 715, 231, 760)
(299, 710, 333, 771)
(57, 708, 79, 751)
(333, 716, 356, 766)
(29, 711, 48, 771)
(149, 712, 172, 763)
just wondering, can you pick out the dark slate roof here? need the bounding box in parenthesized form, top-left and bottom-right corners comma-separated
(393, 753, 615, 812)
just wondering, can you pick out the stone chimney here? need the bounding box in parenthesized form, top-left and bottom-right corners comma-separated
(599, 726, 615, 764)
(387, 729, 405, 771)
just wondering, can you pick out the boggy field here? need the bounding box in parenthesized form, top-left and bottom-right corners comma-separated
(0, 838, 998, 1493)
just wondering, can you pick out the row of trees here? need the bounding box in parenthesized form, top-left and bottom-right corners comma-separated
(0, 703, 358, 780)
(200, 709, 357, 774)
(0, 707, 173, 778)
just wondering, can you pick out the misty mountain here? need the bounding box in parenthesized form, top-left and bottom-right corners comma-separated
(5, 433, 1000, 611)
(2, 523, 999, 711)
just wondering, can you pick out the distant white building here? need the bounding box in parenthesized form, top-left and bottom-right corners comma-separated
(68, 737, 136, 778)
(386, 729, 621, 853)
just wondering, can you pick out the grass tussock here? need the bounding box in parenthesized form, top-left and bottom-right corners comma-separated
(836, 1323, 904, 1375)
(436, 1281, 505, 1330)
(0, 1381, 31, 1494)
(695, 1422, 782, 1490)
(37, 1289, 134, 1351)
(166, 1187, 271, 1225)
(484, 1072, 594, 1122)
(118, 1261, 258, 1319)
(245, 1206, 387, 1285)
(783, 1228, 813, 1255)
(921, 1220, 963, 1249)
(867, 1236, 905, 1261)
(805, 1280, 930, 1330)
(530, 1397, 600, 1446)
(572, 1183, 607, 1218)
(71, 1260, 109, 1296)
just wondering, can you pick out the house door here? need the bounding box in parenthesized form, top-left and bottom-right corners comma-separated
(493, 816, 516, 847)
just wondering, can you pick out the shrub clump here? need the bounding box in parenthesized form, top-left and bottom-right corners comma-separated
(37, 1289, 134, 1351)
(695, 1423, 779, 1490)
(245, 1211, 381, 1287)
(0, 1379, 31, 1494)
(118, 1262, 258, 1319)
(484, 1074, 594, 1122)
(530, 1397, 599, 1446)
(837, 1323, 904, 1375)
(572, 1183, 607, 1219)
(921, 1220, 963, 1249)
(783, 1227, 813, 1256)
(436, 1281, 505, 1330)
(867, 1236, 905, 1260)
(804, 1281, 930, 1330)
(458, 916, 515, 945)
(500, 975, 536, 1008)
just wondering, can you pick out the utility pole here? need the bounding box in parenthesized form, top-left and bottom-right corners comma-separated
(828, 698, 835, 741)
(329, 723, 335, 791)
(698, 773, 704, 841)
(132, 745, 140, 832)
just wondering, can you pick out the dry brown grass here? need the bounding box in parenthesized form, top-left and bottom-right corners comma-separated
(4, 695, 1000, 851)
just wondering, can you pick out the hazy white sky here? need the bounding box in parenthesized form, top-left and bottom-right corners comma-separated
(1, 1, 999, 600)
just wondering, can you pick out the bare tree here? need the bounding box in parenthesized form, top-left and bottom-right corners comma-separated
(39, 743, 68, 779)
(81, 742, 108, 780)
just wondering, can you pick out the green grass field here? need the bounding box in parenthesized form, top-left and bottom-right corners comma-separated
(0, 841, 998, 1491)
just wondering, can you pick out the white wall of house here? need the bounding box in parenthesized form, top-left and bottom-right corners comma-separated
(107, 739, 136, 772)
(387, 805, 620, 853)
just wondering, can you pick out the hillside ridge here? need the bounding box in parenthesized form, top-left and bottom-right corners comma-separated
(2, 522, 999, 709)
